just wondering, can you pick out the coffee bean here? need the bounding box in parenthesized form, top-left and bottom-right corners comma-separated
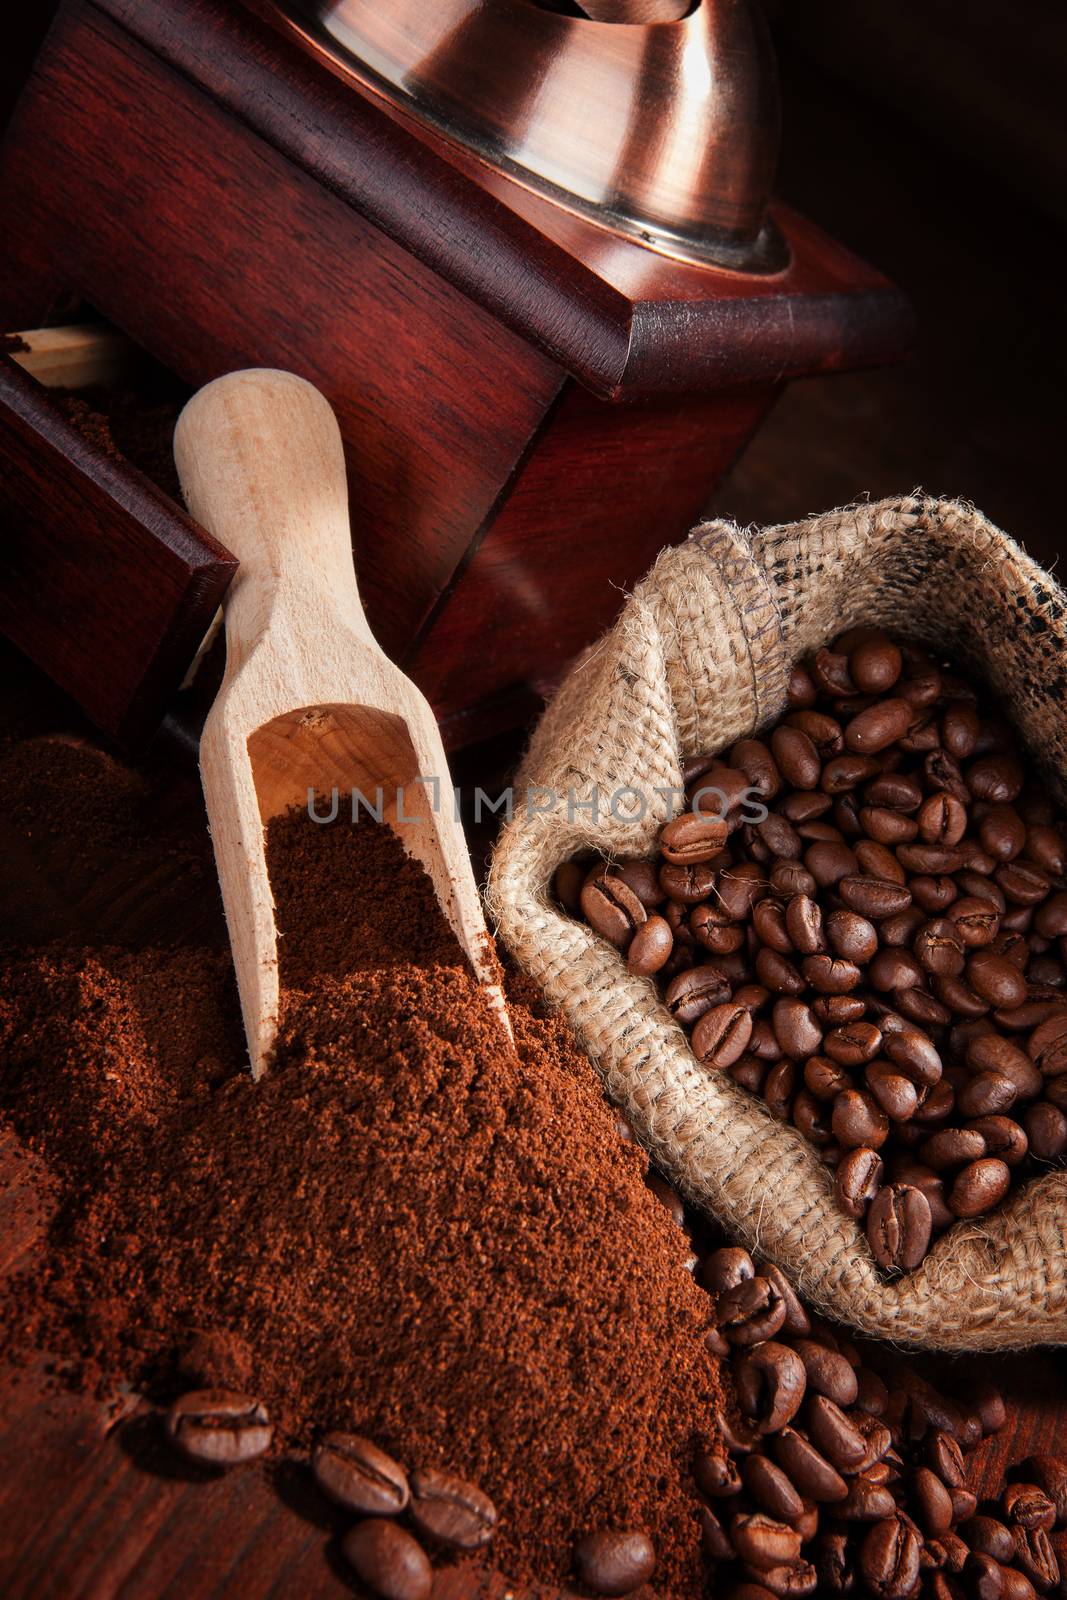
(956, 1070, 1018, 1118)
(924, 1429, 966, 1489)
(554, 860, 585, 913)
(771, 1427, 849, 1503)
(717, 1275, 788, 1346)
(702, 1245, 755, 1293)
(849, 634, 903, 694)
(1028, 1013, 1067, 1077)
(948, 1156, 1011, 1217)
(883, 1027, 943, 1087)
(961, 1516, 1017, 1562)
(839, 876, 913, 919)
(626, 913, 673, 976)
(743, 1453, 806, 1522)
(341, 1520, 432, 1600)
(920, 1125, 987, 1170)
(912, 1465, 954, 1535)
(614, 859, 665, 907)
(409, 1467, 497, 1550)
(832, 1090, 889, 1150)
(835, 1146, 885, 1218)
(164, 1389, 273, 1467)
(845, 698, 914, 755)
(865, 1062, 919, 1122)
(1003, 1483, 1056, 1532)
(312, 1432, 409, 1515)
(866, 1184, 932, 1271)
(805, 1394, 869, 1471)
(772, 726, 822, 790)
(572, 1529, 656, 1596)
(760, 1261, 812, 1336)
(772, 997, 823, 1058)
(731, 1512, 802, 1571)
(693, 1003, 754, 1069)
(1016, 1455, 1067, 1526)
(858, 1515, 922, 1600)
(659, 859, 719, 904)
(660, 809, 729, 864)
(665, 962, 732, 1025)
(580, 871, 648, 948)
(968, 950, 1029, 1008)
(1011, 1523, 1060, 1591)
(914, 917, 966, 976)
(734, 1341, 808, 1432)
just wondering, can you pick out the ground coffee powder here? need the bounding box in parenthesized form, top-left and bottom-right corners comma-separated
(0, 735, 724, 1595)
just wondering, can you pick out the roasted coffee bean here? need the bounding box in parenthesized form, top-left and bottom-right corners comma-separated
(865, 1062, 919, 1121)
(772, 998, 823, 1058)
(856, 838, 908, 886)
(771, 1427, 849, 1503)
(832, 1090, 889, 1150)
(785, 894, 825, 954)
(733, 1341, 808, 1433)
(924, 1428, 966, 1488)
(835, 1146, 885, 1219)
(916, 792, 968, 847)
(800, 954, 863, 994)
(341, 1520, 432, 1600)
(968, 950, 1029, 1008)
(805, 1394, 869, 1471)
(731, 1512, 802, 1571)
(858, 1515, 922, 1600)
(956, 1070, 1018, 1119)
(717, 1275, 788, 1345)
(1011, 1524, 1060, 1591)
(703, 1245, 755, 1293)
(839, 876, 913, 919)
(948, 1156, 1011, 1218)
(950, 896, 1001, 946)
(967, 1034, 1043, 1096)
(660, 810, 730, 864)
(960, 1378, 1007, 1438)
(693, 1003, 754, 1069)
(312, 1432, 409, 1515)
(659, 859, 719, 904)
(854, 1367, 890, 1417)
(1003, 1483, 1057, 1532)
(664, 962, 732, 1024)
(572, 1529, 656, 1596)
(731, 739, 783, 800)
(964, 1551, 1009, 1599)
(1028, 1013, 1067, 1077)
(849, 634, 903, 694)
(814, 993, 868, 1025)
(866, 1183, 932, 1271)
(699, 1503, 736, 1562)
(614, 859, 665, 907)
(920, 1125, 987, 1170)
(883, 1027, 943, 1086)
(743, 1453, 806, 1522)
(580, 872, 648, 948)
(838, 1476, 897, 1521)
(409, 1467, 497, 1550)
(748, 1558, 818, 1596)
(627, 914, 673, 976)
(694, 1448, 742, 1498)
(772, 726, 822, 790)
(914, 917, 966, 976)
(845, 698, 914, 755)
(759, 1261, 812, 1336)
(553, 860, 586, 913)
(913, 1465, 954, 1535)
(961, 1516, 1017, 1563)
(164, 1389, 273, 1467)
(826, 1020, 883, 1066)
(1016, 1456, 1067, 1527)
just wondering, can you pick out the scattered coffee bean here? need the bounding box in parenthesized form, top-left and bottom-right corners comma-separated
(164, 1389, 273, 1467)
(572, 1528, 656, 1595)
(341, 1519, 432, 1600)
(409, 1467, 497, 1550)
(312, 1432, 409, 1515)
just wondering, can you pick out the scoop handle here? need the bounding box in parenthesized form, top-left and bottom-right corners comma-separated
(174, 369, 376, 655)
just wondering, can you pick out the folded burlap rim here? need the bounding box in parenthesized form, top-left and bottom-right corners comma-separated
(488, 494, 1067, 1350)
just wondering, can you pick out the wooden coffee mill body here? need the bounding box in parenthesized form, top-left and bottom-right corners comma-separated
(0, 0, 911, 750)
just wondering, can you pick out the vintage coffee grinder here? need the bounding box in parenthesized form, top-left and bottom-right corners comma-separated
(0, 0, 910, 747)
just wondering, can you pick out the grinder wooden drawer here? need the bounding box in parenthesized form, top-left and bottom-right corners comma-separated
(0, 326, 235, 746)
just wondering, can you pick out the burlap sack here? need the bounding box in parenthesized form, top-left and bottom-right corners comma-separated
(489, 494, 1067, 1350)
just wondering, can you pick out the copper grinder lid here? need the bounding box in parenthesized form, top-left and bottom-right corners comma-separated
(278, 0, 786, 273)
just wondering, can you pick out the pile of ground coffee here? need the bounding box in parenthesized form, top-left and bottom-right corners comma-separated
(0, 736, 724, 1595)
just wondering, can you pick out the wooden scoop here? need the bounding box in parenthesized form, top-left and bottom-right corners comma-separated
(174, 369, 508, 1076)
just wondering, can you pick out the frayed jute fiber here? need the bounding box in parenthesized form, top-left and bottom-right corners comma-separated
(489, 494, 1067, 1350)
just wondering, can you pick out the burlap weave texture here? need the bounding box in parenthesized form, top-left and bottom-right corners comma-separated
(489, 495, 1067, 1349)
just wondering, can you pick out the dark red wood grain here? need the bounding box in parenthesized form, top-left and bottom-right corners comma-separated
(0, 358, 235, 746)
(0, 0, 911, 751)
